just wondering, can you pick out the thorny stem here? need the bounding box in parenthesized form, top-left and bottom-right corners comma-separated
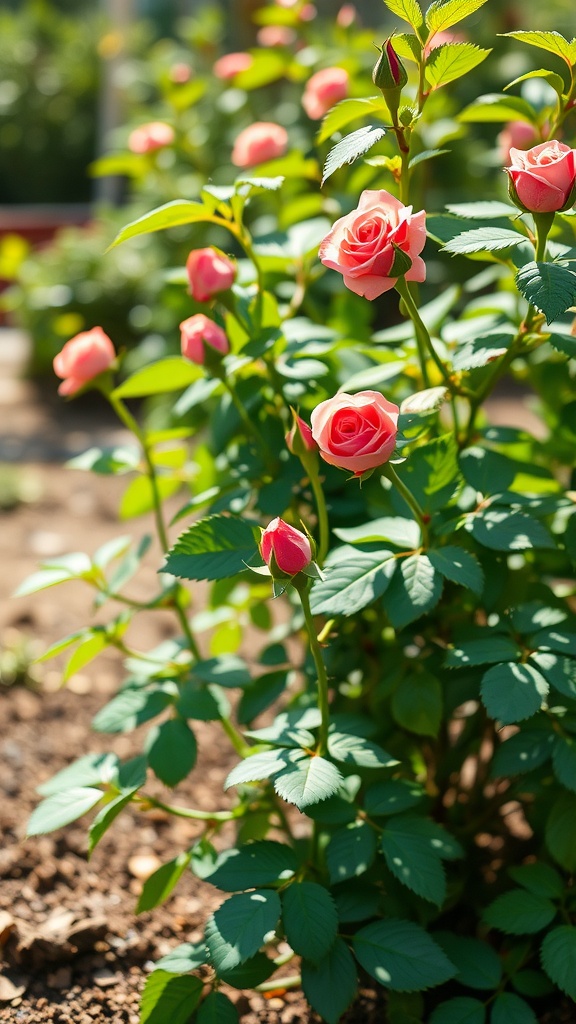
(298, 584, 330, 756)
(220, 715, 252, 758)
(395, 276, 452, 389)
(382, 463, 430, 548)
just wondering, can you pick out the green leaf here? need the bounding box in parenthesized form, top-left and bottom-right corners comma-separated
(282, 882, 338, 962)
(446, 201, 518, 219)
(397, 436, 460, 513)
(108, 200, 225, 249)
(197, 992, 239, 1024)
(502, 30, 576, 66)
(459, 446, 518, 495)
(238, 671, 288, 725)
(469, 508, 555, 551)
(273, 753, 343, 810)
(428, 546, 484, 595)
(381, 820, 447, 905)
(492, 730, 554, 776)
(119, 475, 181, 520)
(508, 862, 564, 899)
(445, 636, 522, 668)
(137, 852, 193, 914)
(192, 656, 252, 689)
(425, 43, 491, 89)
(353, 919, 456, 991)
(140, 971, 203, 1024)
(204, 841, 297, 892)
(322, 126, 386, 185)
(326, 822, 378, 883)
(112, 358, 201, 399)
(546, 792, 576, 871)
(301, 938, 358, 1024)
(484, 890, 557, 934)
(309, 547, 396, 617)
(490, 993, 537, 1024)
(426, 0, 489, 32)
(27, 787, 103, 836)
(430, 998, 486, 1024)
(205, 890, 281, 972)
(384, 0, 424, 30)
(64, 631, 109, 682)
(385, 555, 443, 630)
(442, 227, 527, 255)
(391, 672, 443, 737)
(37, 752, 119, 796)
(92, 687, 172, 733)
(225, 750, 291, 790)
(553, 735, 576, 792)
(88, 788, 137, 854)
(459, 93, 536, 124)
(364, 779, 425, 817)
(317, 97, 387, 144)
(540, 926, 576, 999)
(327, 732, 398, 768)
(505, 68, 567, 99)
(409, 147, 450, 168)
(480, 662, 549, 724)
(217, 953, 275, 988)
(433, 934, 502, 990)
(153, 941, 206, 974)
(145, 718, 197, 787)
(164, 515, 259, 582)
(516, 261, 576, 325)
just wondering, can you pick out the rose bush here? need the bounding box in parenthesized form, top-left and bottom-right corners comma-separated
(319, 190, 426, 299)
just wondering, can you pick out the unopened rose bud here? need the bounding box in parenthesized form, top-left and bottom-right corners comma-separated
(372, 38, 407, 124)
(260, 518, 312, 577)
(53, 327, 116, 396)
(186, 248, 236, 303)
(180, 314, 229, 365)
(285, 411, 317, 457)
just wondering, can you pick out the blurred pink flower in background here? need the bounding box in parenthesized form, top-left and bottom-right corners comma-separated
(53, 328, 115, 396)
(256, 25, 296, 47)
(128, 122, 175, 154)
(498, 120, 540, 163)
(231, 122, 288, 167)
(213, 52, 253, 80)
(180, 314, 229, 365)
(302, 67, 349, 119)
(336, 4, 358, 27)
(186, 248, 236, 302)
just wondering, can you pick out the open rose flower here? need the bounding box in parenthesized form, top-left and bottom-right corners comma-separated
(311, 391, 399, 475)
(128, 122, 175, 154)
(506, 140, 576, 213)
(186, 248, 236, 302)
(261, 518, 312, 576)
(319, 190, 426, 300)
(302, 67, 349, 120)
(231, 122, 288, 167)
(53, 327, 115, 396)
(180, 314, 229, 365)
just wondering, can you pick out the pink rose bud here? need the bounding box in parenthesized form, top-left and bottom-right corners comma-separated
(299, 4, 317, 21)
(180, 314, 229, 365)
(505, 140, 576, 213)
(170, 63, 192, 84)
(497, 121, 540, 164)
(336, 4, 358, 27)
(302, 67, 350, 120)
(311, 390, 399, 475)
(256, 25, 296, 47)
(285, 412, 317, 456)
(231, 122, 289, 168)
(319, 189, 426, 300)
(373, 37, 408, 92)
(186, 248, 236, 303)
(213, 52, 253, 80)
(260, 518, 313, 576)
(53, 327, 115, 396)
(128, 121, 175, 154)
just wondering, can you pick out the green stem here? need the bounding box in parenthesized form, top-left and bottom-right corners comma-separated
(383, 463, 429, 548)
(221, 375, 274, 471)
(395, 277, 451, 389)
(220, 715, 252, 758)
(138, 794, 244, 822)
(306, 461, 330, 566)
(298, 584, 330, 755)
(255, 974, 302, 994)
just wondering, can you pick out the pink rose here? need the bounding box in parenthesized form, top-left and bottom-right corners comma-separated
(423, 30, 465, 56)
(302, 67, 349, 120)
(213, 52, 253, 80)
(231, 122, 289, 168)
(285, 413, 317, 456)
(319, 190, 426, 300)
(299, 4, 317, 21)
(53, 327, 115, 396)
(170, 63, 192, 84)
(186, 248, 236, 303)
(506, 140, 576, 213)
(336, 4, 358, 27)
(180, 314, 229, 365)
(261, 518, 312, 575)
(310, 391, 399, 475)
(128, 122, 175, 154)
(498, 121, 539, 164)
(256, 26, 296, 47)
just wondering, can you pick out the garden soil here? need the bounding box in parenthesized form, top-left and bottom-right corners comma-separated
(0, 334, 572, 1023)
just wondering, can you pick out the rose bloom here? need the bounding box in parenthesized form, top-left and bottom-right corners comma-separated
(285, 413, 317, 455)
(53, 327, 115, 396)
(506, 140, 576, 213)
(498, 120, 539, 164)
(302, 67, 349, 120)
(311, 391, 399, 475)
(128, 121, 175, 154)
(231, 122, 288, 168)
(261, 518, 312, 575)
(319, 189, 426, 300)
(180, 314, 229, 365)
(256, 25, 296, 47)
(213, 52, 253, 80)
(186, 248, 236, 303)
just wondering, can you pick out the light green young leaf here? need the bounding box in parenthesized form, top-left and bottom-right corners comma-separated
(317, 97, 387, 144)
(334, 517, 421, 549)
(505, 68, 567, 98)
(426, 0, 489, 33)
(108, 200, 227, 249)
(446, 201, 518, 218)
(113, 358, 201, 399)
(281, 882, 338, 962)
(88, 787, 139, 855)
(502, 30, 576, 66)
(64, 630, 109, 682)
(224, 750, 291, 790)
(27, 787, 103, 836)
(137, 852, 193, 913)
(37, 752, 119, 796)
(353, 918, 456, 991)
(322, 126, 386, 185)
(425, 43, 491, 89)
(459, 93, 536, 124)
(153, 941, 206, 974)
(384, 0, 425, 31)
